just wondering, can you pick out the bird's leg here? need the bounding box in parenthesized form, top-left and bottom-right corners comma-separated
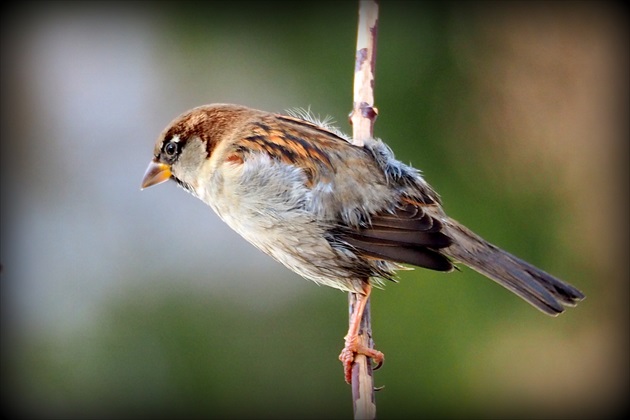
(338, 283, 384, 383)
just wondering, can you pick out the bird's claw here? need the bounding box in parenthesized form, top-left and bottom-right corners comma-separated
(338, 334, 384, 384)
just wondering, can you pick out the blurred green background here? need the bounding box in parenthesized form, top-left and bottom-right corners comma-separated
(1, 1, 628, 418)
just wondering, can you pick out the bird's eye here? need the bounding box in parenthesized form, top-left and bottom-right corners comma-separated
(163, 141, 179, 158)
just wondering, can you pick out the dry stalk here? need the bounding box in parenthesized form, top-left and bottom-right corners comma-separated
(348, 1, 380, 419)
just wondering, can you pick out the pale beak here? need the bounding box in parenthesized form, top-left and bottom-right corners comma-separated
(141, 160, 172, 189)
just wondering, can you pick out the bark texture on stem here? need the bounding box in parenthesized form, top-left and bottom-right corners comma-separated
(348, 293, 377, 419)
(349, 1, 379, 419)
(350, 0, 379, 148)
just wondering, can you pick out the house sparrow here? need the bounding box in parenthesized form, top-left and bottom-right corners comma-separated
(141, 103, 585, 383)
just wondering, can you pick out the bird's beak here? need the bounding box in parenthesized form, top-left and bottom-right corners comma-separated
(141, 160, 172, 189)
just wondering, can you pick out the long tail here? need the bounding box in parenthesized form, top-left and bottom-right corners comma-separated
(443, 218, 585, 315)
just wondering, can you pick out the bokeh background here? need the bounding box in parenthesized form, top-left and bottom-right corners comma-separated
(1, 1, 628, 418)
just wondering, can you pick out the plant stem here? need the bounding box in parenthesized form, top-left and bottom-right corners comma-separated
(348, 1, 379, 419)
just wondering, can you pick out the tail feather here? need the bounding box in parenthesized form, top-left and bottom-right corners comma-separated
(443, 219, 585, 316)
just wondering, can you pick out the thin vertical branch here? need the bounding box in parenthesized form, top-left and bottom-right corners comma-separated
(349, 1, 379, 419)
(350, 0, 379, 148)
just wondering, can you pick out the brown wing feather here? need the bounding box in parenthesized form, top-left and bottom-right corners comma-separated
(232, 114, 350, 186)
(337, 202, 454, 272)
(369, 202, 443, 232)
(342, 236, 453, 272)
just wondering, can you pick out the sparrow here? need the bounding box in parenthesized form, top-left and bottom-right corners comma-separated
(141, 103, 585, 383)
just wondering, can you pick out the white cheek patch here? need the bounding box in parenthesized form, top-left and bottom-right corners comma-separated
(170, 137, 207, 191)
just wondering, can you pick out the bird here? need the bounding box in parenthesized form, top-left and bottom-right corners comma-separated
(141, 103, 585, 383)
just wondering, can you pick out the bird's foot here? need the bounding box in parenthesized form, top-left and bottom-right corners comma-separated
(338, 333, 384, 384)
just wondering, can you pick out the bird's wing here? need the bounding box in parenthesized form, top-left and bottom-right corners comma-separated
(230, 112, 455, 273)
(232, 113, 343, 187)
(334, 198, 455, 272)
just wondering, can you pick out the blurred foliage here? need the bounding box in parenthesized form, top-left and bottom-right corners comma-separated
(2, 1, 627, 419)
